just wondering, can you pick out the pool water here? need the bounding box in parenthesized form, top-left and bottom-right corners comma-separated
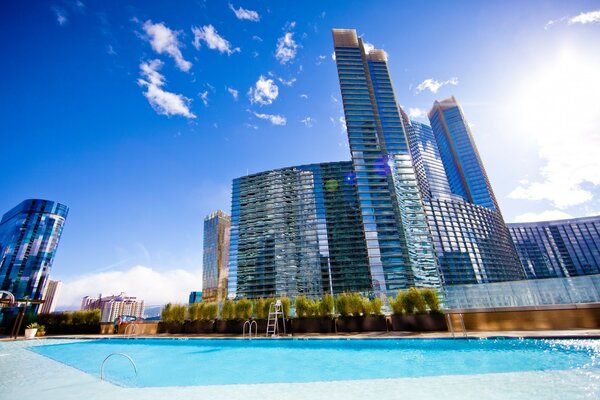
(29, 338, 600, 388)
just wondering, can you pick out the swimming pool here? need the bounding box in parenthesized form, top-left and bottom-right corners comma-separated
(27, 338, 600, 388)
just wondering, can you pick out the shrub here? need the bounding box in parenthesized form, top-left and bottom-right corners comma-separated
(27, 322, 42, 330)
(409, 288, 427, 314)
(390, 296, 404, 315)
(396, 288, 426, 315)
(221, 300, 235, 320)
(255, 298, 267, 319)
(203, 302, 219, 320)
(319, 294, 334, 318)
(189, 302, 204, 321)
(348, 293, 364, 317)
(295, 296, 309, 318)
(235, 299, 253, 320)
(263, 297, 276, 318)
(361, 298, 372, 315)
(336, 293, 351, 317)
(421, 288, 441, 313)
(281, 297, 291, 318)
(163, 304, 187, 323)
(371, 298, 383, 315)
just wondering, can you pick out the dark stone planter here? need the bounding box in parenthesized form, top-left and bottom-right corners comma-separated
(336, 316, 363, 332)
(361, 315, 388, 332)
(291, 317, 321, 334)
(184, 320, 215, 334)
(416, 313, 447, 331)
(158, 321, 183, 334)
(215, 320, 245, 334)
(391, 315, 418, 331)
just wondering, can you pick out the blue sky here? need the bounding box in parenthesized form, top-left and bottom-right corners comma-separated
(1, 1, 599, 308)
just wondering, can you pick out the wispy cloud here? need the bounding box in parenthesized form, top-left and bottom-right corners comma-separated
(229, 3, 260, 22)
(253, 112, 286, 126)
(415, 77, 459, 94)
(227, 87, 239, 100)
(408, 107, 428, 119)
(545, 9, 600, 30)
(300, 117, 314, 127)
(275, 32, 299, 64)
(137, 59, 195, 118)
(142, 20, 192, 72)
(316, 55, 326, 65)
(244, 123, 259, 130)
(51, 6, 67, 26)
(248, 75, 279, 106)
(299, 94, 308, 99)
(277, 77, 296, 87)
(513, 210, 573, 223)
(192, 25, 239, 55)
(199, 91, 209, 106)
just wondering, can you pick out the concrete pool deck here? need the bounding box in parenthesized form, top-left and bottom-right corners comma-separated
(1, 336, 600, 400)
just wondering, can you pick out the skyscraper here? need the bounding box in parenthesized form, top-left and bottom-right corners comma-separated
(202, 210, 231, 302)
(40, 279, 61, 314)
(332, 29, 441, 294)
(0, 199, 68, 301)
(228, 161, 371, 299)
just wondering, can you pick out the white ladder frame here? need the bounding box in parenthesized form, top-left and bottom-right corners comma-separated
(266, 300, 286, 337)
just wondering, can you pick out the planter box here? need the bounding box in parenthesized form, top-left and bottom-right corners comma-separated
(291, 317, 320, 334)
(157, 321, 183, 334)
(24, 328, 37, 339)
(215, 320, 245, 334)
(391, 315, 418, 331)
(416, 313, 447, 331)
(184, 320, 215, 334)
(336, 316, 363, 333)
(361, 315, 388, 332)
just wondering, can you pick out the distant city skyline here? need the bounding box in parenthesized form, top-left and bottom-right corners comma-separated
(1, 1, 599, 308)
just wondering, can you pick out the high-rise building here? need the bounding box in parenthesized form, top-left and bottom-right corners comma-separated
(202, 210, 231, 302)
(508, 215, 600, 279)
(228, 161, 371, 299)
(81, 292, 144, 323)
(40, 279, 61, 314)
(0, 199, 68, 302)
(332, 29, 441, 294)
(189, 291, 202, 304)
(400, 98, 526, 284)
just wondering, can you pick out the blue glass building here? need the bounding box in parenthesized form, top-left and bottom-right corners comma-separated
(332, 29, 441, 294)
(228, 161, 371, 299)
(0, 199, 68, 301)
(508, 215, 600, 279)
(202, 210, 230, 302)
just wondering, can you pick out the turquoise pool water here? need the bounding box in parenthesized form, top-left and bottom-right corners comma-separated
(29, 338, 600, 388)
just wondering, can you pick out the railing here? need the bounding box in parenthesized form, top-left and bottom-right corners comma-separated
(243, 320, 257, 339)
(100, 353, 138, 380)
(445, 312, 468, 338)
(124, 323, 138, 337)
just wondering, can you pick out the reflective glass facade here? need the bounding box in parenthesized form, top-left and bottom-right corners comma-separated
(332, 29, 441, 294)
(0, 199, 68, 300)
(508, 216, 600, 279)
(228, 161, 371, 299)
(202, 210, 230, 302)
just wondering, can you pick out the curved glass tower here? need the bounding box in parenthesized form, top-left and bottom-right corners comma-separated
(0, 199, 68, 301)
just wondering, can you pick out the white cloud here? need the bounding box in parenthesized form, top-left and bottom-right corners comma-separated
(137, 59, 196, 118)
(142, 20, 192, 72)
(513, 210, 573, 223)
(300, 94, 308, 99)
(300, 117, 314, 127)
(227, 87, 239, 100)
(244, 123, 259, 130)
(330, 94, 338, 103)
(546, 10, 600, 30)
(339, 116, 347, 133)
(277, 77, 296, 87)
(229, 3, 260, 22)
(57, 265, 200, 309)
(253, 112, 287, 126)
(248, 75, 279, 105)
(408, 107, 428, 119)
(316, 55, 326, 65)
(415, 77, 459, 94)
(192, 25, 239, 55)
(331, 51, 336, 61)
(275, 32, 298, 64)
(252, 35, 263, 42)
(508, 48, 600, 208)
(363, 41, 375, 54)
(199, 91, 209, 106)
(52, 6, 67, 26)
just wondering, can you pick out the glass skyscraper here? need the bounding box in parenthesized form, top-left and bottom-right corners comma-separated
(402, 97, 526, 284)
(0, 199, 68, 301)
(508, 215, 600, 279)
(202, 210, 230, 302)
(228, 161, 371, 299)
(332, 29, 441, 294)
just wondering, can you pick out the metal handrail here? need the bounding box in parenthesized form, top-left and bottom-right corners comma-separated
(243, 320, 257, 339)
(124, 323, 138, 337)
(100, 353, 138, 380)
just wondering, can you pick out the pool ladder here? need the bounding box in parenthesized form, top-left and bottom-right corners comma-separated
(446, 313, 468, 338)
(124, 323, 138, 337)
(243, 320, 257, 339)
(266, 300, 286, 337)
(101, 353, 138, 380)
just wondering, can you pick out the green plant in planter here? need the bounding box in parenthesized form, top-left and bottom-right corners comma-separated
(27, 322, 41, 330)
(319, 294, 334, 318)
(348, 293, 364, 317)
(336, 293, 351, 317)
(390, 295, 404, 315)
(361, 298, 372, 316)
(235, 299, 253, 320)
(172, 304, 187, 323)
(370, 297, 383, 315)
(280, 296, 291, 317)
(308, 299, 319, 317)
(161, 303, 173, 322)
(255, 298, 267, 319)
(295, 296, 309, 318)
(263, 297, 276, 317)
(420, 288, 441, 313)
(221, 300, 236, 320)
(409, 288, 427, 314)
(204, 302, 219, 320)
(189, 302, 204, 321)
